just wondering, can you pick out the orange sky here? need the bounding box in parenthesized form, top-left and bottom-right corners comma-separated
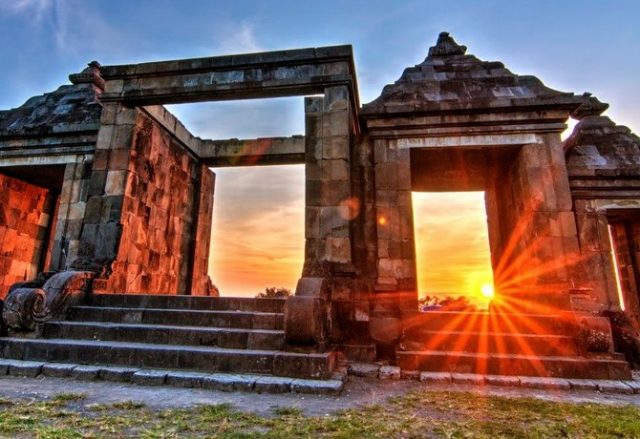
(412, 191, 494, 306)
(208, 166, 493, 304)
(208, 165, 305, 297)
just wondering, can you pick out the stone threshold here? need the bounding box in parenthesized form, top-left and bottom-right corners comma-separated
(0, 359, 344, 395)
(348, 363, 640, 394)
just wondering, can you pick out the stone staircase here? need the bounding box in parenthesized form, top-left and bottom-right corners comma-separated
(0, 294, 341, 390)
(396, 310, 632, 380)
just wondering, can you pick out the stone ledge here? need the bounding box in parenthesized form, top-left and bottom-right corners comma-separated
(346, 363, 640, 394)
(0, 359, 343, 395)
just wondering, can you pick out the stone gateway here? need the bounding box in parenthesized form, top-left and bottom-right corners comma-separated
(0, 33, 638, 385)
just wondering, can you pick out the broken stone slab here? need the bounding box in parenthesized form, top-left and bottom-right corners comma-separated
(71, 365, 101, 381)
(623, 380, 640, 394)
(401, 370, 420, 380)
(419, 372, 452, 383)
(596, 380, 635, 394)
(201, 374, 256, 392)
(348, 362, 380, 378)
(291, 378, 343, 395)
(379, 365, 401, 380)
(254, 376, 292, 393)
(42, 363, 76, 378)
(165, 371, 210, 389)
(132, 370, 167, 386)
(99, 366, 139, 382)
(6, 360, 44, 378)
(485, 375, 520, 387)
(519, 377, 571, 391)
(451, 373, 486, 386)
(567, 379, 599, 391)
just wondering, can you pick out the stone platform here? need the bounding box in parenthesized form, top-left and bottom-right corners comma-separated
(395, 310, 632, 380)
(0, 294, 341, 388)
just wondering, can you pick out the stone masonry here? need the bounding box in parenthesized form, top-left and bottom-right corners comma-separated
(0, 33, 639, 379)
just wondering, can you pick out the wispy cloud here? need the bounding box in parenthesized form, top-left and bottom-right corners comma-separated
(213, 20, 262, 55)
(0, 0, 51, 22)
(51, 0, 131, 56)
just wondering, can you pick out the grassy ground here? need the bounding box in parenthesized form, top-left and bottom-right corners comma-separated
(0, 389, 639, 438)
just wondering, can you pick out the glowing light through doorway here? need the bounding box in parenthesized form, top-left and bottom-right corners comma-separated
(412, 191, 494, 308)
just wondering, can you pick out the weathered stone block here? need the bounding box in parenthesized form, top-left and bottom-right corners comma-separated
(379, 365, 401, 380)
(348, 362, 379, 378)
(42, 363, 76, 378)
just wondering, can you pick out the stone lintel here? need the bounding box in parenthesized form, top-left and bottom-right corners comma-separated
(395, 133, 539, 149)
(200, 136, 305, 167)
(101, 45, 354, 79)
(0, 135, 98, 151)
(0, 152, 93, 168)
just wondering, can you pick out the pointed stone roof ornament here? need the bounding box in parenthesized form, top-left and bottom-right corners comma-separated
(571, 93, 609, 120)
(69, 61, 105, 91)
(427, 32, 467, 57)
(362, 31, 589, 117)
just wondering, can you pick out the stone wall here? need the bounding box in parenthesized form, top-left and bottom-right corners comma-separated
(565, 115, 640, 314)
(0, 173, 54, 298)
(94, 110, 214, 295)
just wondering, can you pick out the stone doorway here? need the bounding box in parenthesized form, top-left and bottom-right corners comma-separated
(608, 211, 640, 324)
(411, 190, 494, 310)
(208, 164, 305, 297)
(0, 165, 64, 298)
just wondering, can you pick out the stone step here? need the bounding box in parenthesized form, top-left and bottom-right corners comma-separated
(88, 294, 285, 313)
(0, 337, 334, 379)
(402, 311, 573, 336)
(68, 306, 284, 330)
(0, 359, 344, 395)
(42, 321, 285, 350)
(402, 331, 578, 356)
(396, 350, 632, 380)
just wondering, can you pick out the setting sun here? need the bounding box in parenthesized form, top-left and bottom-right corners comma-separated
(481, 283, 495, 299)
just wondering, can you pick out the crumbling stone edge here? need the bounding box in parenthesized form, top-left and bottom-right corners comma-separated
(348, 363, 640, 394)
(0, 359, 345, 396)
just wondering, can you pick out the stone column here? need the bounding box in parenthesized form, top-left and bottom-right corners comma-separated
(320, 85, 352, 265)
(49, 155, 92, 271)
(288, 87, 354, 349)
(302, 86, 353, 274)
(71, 103, 137, 272)
(500, 136, 581, 310)
(373, 139, 416, 294)
(573, 201, 620, 309)
(190, 166, 215, 295)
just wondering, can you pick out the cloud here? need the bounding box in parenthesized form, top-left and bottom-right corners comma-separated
(0, 0, 51, 22)
(51, 0, 130, 56)
(213, 20, 262, 55)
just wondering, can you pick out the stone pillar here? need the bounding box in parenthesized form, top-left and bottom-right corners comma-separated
(71, 103, 137, 272)
(498, 136, 580, 310)
(303, 86, 353, 274)
(49, 155, 92, 271)
(373, 139, 416, 295)
(320, 85, 352, 265)
(190, 166, 215, 295)
(290, 87, 355, 350)
(573, 202, 620, 309)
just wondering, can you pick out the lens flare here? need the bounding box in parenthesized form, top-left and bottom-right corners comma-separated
(480, 283, 494, 299)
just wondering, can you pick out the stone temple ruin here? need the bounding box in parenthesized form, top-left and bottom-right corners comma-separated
(0, 32, 639, 389)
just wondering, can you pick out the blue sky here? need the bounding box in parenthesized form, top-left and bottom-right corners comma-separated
(1, 0, 639, 295)
(1, 0, 639, 136)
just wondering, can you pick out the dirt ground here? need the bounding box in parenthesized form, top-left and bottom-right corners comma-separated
(1, 375, 638, 417)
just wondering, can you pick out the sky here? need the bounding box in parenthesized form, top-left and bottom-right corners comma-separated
(1, 0, 639, 298)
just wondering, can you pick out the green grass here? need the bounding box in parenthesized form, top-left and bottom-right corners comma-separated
(0, 390, 638, 438)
